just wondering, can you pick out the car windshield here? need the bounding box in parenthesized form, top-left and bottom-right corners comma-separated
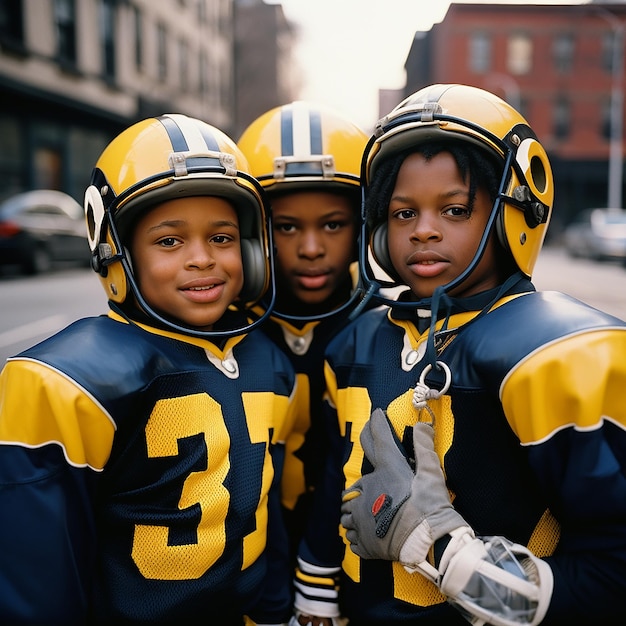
(591, 210, 626, 236)
(0, 192, 82, 220)
(605, 215, 626, 225)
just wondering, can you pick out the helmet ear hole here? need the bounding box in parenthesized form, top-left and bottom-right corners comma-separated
(530, 153, 547, 193)
(240, 238, 267, 303)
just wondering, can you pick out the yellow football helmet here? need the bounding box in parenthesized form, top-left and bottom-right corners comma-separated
(363, 83, 554, 290)
(237, 100, 368, 197)
(238, 101, 369, 322)
(84, 114, 273, 337)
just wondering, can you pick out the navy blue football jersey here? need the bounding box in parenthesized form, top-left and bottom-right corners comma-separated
(0, 312, 297, 625)
(299, 287, 626, 624)
(255, 281, 375, 567)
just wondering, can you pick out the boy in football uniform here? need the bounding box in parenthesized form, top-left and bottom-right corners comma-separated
(238, 103, 368, 571)
(0, 115, 296, 625)
(300, 85, 626, 625)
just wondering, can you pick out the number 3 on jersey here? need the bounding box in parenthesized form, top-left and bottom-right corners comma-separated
(131, 392, 270, 580)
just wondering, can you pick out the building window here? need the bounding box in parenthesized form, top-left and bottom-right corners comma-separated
(33, 146, 63, 190)
(199, 49, 208, 98)
(218, 0, 230, 33)
(0, 114, 24, 197)
(0, 0, 24, 53)
(507, 33, 532, 75)
(55, 0, 77, 67)
(134, 6, 143, 71)
(157, 23, 167, 81)
(601, 97, 612, 140)
(602, 30, 619, 73)
(553, 98, 570, 139)
(179, 39, 189, 92)
(220, 62, 230, 110)
(553, 32, 574, 74)
(470, 32, 491, 74)
(197, 0, 206, 24)
(99, 0, 116, 81)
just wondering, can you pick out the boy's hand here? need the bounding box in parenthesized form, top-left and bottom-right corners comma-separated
(340, 408, 467, 566)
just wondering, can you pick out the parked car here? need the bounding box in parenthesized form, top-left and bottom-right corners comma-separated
(563, 208, 626, 264)
(0, 189, 90, 275)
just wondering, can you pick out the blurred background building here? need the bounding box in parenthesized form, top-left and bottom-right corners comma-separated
(0, 0, 625, 236)
(401, 2, 626, 230)
(233, 0, 297, 138)
(0, 0, 297, 204)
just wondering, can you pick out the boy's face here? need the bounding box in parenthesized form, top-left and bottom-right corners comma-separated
(130, 196, 244, 331)
(271, 190, 357, 310)
(387, 150, 501, 300)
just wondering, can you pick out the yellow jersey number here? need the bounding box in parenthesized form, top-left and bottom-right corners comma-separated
(131, 392, 274, 580)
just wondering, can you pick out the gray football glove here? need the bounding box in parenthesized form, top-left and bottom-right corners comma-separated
(341, 407, 467, 564)
(341, 409, 554, 626)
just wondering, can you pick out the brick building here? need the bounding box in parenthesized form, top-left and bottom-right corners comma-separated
(403, 2, 626, 230)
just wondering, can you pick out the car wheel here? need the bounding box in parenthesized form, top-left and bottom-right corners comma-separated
(25, 246, 52, 275)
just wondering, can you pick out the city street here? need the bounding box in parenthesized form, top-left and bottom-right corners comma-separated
(533, 244, 626, 321)
(0, 266, 107, 364)
(1, 245, 625, 365)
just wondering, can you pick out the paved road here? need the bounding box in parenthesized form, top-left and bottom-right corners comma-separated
(0, 267, 106, 363)
(533, 245, 626, 321)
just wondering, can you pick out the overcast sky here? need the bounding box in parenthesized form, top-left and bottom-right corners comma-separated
(267, 0, 589, 131)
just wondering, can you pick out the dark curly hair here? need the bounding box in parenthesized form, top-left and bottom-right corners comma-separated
(365, 140, 503, 231)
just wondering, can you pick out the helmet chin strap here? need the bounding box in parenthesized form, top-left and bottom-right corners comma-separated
(357, 146, 519, 316)
(348, 275, 380, 321)
(356, 197, 499, 316)
(423, 271, 524, 369)
(110, 277, 276, 340)
(106, 219, 276, 339)
(269, 284, 362, 323)
(355, 147, 524, 391)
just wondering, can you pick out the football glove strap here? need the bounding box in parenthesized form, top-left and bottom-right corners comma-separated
(402, 527, 553, 626)
(341, 408, 553, 626)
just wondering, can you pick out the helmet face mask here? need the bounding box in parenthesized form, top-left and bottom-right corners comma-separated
(362, 84, 554, 304)
(84, 114, 274, 338)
